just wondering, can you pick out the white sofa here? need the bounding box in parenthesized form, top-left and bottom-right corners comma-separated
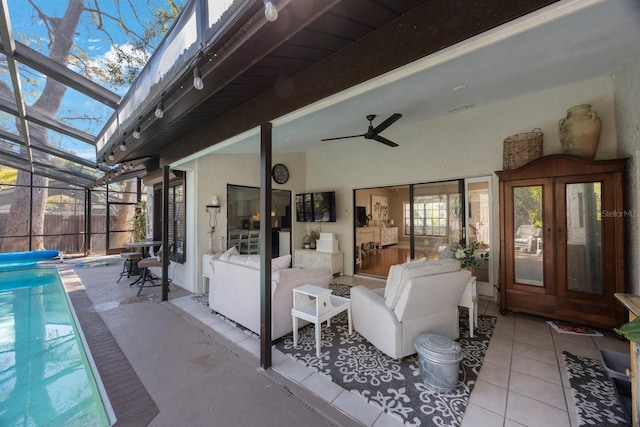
(208, 249, 331, 340)
(351, 258, 471, 359)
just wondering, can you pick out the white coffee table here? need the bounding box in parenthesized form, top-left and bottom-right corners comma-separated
(291, 284, 352, 357)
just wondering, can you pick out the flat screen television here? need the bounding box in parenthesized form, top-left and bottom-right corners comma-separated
(356, 206, 367, 227)
(296, 191, 336, 222)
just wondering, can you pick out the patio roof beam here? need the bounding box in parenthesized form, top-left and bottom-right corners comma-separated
(0, 0, 33, 172)
(1, 128, 106, 171)
(0, 155, 92, 187)
(8, 40, 121, 108)
(0, 98, 96, 145)
(0, 146, 96, 183)
(25, 110, 96, 145)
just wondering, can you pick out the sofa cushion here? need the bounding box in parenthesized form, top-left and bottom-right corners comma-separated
(235, 254, 291, 271)
(384, 257, 427, 306)
(385, 258, 460, 309)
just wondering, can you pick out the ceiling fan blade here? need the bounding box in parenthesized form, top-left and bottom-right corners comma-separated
(373, 113, 402, 134)
(321, 133, 366, 141)
(373, 135, 398, 147)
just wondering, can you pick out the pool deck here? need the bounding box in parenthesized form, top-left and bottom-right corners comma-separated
(56, 257, 359, 427)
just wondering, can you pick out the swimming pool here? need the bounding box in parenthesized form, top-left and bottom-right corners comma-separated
(0, 263, 113, 426)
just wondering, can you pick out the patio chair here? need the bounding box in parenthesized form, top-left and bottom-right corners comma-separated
(240, 230, 260, 254)
(118, 251, 142, 283)
(228, 229, 243, 250)
(135, 242, 173, 296)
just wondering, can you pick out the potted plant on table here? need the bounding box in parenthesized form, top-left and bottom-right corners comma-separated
(309, 229, 321, 249)
(452, 240, 489, 272)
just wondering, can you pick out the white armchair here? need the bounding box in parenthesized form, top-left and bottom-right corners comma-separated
(351, 259, 471, 359)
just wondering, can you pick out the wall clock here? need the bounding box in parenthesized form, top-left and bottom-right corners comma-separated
(272, 163, 289, 184)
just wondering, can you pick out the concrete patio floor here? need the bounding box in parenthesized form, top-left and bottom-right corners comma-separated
(58, 257, 362, 427)
(57, 256, 631, 426)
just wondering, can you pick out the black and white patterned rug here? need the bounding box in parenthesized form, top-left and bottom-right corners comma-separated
(562, 351, 630, 426)
(274, 283, 495, 426)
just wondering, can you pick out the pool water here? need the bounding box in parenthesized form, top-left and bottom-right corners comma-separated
(0, 266, 111, 426)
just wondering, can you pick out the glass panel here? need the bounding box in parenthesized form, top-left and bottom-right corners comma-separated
(566, 182, 602, 293)
(227, 185, 292, 257)
(19, 62, 114, 135)
(413, 181, 462, 260)
(466, 179, 491, 283)
(513, 186, 544, 286)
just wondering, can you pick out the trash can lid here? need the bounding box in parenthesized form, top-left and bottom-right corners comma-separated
(414, 334, 462, 362)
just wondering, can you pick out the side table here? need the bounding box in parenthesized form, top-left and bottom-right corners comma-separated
(458, 276, 478, 337)
(292, 284, 352, 357)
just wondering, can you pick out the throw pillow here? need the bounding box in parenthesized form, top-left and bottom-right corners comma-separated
(219, 246, 239, 261)
(272, 254, 292, 271)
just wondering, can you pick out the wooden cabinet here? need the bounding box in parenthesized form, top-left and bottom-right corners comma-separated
(496, 155, 626, 329)
(356, 226, 397, 248)
(614, 294, 639, 426)
(294, 249, 344, 275)
(381, 227, 398, 246)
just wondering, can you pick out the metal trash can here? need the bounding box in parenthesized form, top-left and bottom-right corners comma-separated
(414, 334, 463, 392)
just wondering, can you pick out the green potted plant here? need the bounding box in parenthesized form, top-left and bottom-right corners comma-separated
(309, 228, 321, 249)
(452, 240, 489, 271)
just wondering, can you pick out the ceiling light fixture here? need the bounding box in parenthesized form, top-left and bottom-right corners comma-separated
(264, 0, 278, 21)
(119, 132, 127, 151)
(132, 119, 141, 139)
(155, 95, 164, 118)
(193, 66, 204, 90)
(108, 148, 115, 161)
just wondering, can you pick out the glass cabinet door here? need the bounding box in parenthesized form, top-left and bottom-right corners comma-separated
(557, 178, 605, 299)
(512, 185, 544, 287)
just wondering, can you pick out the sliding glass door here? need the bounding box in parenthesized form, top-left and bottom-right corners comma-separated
(410, 180, 463, 260)
(465, 176, 492, 292)
(354, 176, 493, 292)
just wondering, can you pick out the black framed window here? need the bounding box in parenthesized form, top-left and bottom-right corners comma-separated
(152, 173, 185, 263)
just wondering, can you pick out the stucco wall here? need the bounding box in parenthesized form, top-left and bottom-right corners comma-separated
(307, 76, 617, 277)
(614, 54, 640, 294)
(180, 152, 307, 292)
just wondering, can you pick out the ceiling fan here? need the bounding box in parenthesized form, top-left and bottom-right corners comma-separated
(321, 113, 402, 147)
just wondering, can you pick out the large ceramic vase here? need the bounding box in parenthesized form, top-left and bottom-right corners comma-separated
(558, 104, 602, 159)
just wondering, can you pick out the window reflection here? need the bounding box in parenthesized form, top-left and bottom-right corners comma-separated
(513, 186, 543, 286)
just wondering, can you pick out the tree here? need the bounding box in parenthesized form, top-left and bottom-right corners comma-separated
(0, 0, 183, 252)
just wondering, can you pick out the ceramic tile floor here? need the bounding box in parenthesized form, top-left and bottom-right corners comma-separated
(171, 275, 630, 427)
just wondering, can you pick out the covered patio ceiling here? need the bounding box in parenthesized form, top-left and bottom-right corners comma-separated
(1, 0, 638, 187)
(105, 0, 640, 173)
